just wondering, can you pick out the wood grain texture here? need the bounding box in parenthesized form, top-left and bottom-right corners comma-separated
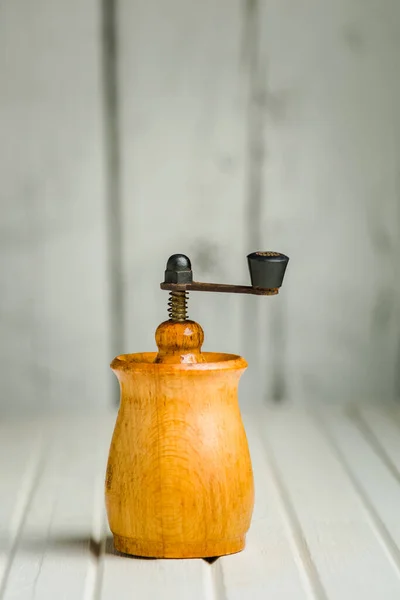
(106, 351, 254, 558)
(0, 0, 110, 412)
(2, 408, 400, 597)
(154, 320, 206, 364)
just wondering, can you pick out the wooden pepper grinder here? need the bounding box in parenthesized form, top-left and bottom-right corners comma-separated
(105, 251, 289, 558)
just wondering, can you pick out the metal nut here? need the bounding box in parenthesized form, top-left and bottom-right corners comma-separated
(164, 254, 193, 284)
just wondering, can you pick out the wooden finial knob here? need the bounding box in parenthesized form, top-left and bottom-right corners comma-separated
(154, 320, 206, 364)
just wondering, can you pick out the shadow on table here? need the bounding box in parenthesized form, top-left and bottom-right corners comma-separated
(0, 535, 219, 562)
(105, 537, 219, 562)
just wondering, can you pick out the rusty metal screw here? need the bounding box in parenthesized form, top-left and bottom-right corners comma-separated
(163, 254, 193, 321)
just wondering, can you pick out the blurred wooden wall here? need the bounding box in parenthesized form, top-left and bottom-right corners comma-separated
(1, 0, 400, 413)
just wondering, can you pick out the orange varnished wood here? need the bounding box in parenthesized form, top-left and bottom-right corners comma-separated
(155, 319, 206, 364)
(105, 346, 254, 558)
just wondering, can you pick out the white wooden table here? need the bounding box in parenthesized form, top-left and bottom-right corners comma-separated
(1, 405, 400, 599)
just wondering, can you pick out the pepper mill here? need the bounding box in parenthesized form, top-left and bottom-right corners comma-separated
(105, 251, 289, 558)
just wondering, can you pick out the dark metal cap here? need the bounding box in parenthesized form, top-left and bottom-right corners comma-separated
(247, 251, 289, 289)
(164, 254, 193, 284)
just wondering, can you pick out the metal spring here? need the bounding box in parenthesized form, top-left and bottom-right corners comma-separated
(168, 291, 188, 321)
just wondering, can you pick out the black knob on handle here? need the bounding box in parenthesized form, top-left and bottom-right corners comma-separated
(164, 254, 193, 284)
(247, 251, 289, 289)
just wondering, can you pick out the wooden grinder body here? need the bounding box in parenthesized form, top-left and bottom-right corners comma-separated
(106, 319, 254, 559)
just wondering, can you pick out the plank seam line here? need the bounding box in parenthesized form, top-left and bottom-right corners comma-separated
(242, 0, 287, 403)
(0, 436, 45, 599)
(241, 0, 264, 381)
(84, 473, 108, 600)
(101, 0, 124, 404)
(91, 534, 106, 600)
(257, 416, 328, 600)
(353, 408, 400, 484)
(314, 410, 400, 580)
(204, 560, 228, 600)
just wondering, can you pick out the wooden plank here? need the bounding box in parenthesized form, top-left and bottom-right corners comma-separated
(358, 406, 400, 474)
(100, 551, 208, 600)
(3, 409, 400, 598)
(217, 414, 309, 600)
(317, 407, 400, 567)
(260, 407, 400, 599)
(0, 0, 110, 412)
(1, 415, 112, 599)
(256, 0, 400, 404)
(117, 0, 250, 392)
(0, 420, 44, 594)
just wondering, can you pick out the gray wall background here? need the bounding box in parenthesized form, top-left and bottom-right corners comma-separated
(1, 0, 400, 413)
